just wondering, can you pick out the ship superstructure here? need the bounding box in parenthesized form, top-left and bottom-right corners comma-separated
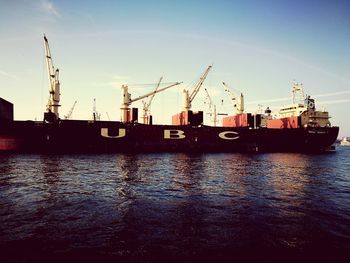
(260, 83, 331, 129)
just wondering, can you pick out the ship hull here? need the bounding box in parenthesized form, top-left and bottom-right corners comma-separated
(0, 119, 339, 153)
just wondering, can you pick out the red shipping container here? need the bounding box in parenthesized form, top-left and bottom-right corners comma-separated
(267, 116, 299, 129)
(222, 113, 250, 127)
(172, 111, 186, 125)
(172, 111, 203, 126)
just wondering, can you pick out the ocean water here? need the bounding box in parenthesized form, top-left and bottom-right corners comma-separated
(0, 147, 349, 262)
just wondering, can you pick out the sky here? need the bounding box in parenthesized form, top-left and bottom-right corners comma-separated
(0, 0, 349, 137)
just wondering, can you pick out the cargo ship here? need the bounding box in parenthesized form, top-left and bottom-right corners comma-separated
(0, 36, 339, 153)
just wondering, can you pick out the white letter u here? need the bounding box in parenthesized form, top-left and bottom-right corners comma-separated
(101, 128, 126, 138)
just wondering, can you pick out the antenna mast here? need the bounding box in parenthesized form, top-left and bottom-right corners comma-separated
(292, 82, 305, 104)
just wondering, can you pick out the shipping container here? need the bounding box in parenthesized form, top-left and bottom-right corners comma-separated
(267, 116, 300, 129)
(172, 110, 203, 126)
(222, 113, 252, 127)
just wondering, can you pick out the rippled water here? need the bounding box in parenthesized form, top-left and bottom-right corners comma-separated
(1, 148, 350, 262)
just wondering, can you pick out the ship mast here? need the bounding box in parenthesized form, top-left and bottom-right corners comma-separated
(292, 82, 305, 104)
(44, 35, 60, 118)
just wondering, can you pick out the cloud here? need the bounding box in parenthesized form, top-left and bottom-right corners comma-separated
(318, 99, 350, 105)
(247, 97, 290, 105)
(41, 0, 60, 18)
(246, 89, 350, 106)
(0, 70, 17, 79)
(314, 90, 350, 98)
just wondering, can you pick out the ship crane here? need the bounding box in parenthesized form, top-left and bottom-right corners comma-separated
(204, 88, 227, 127)
(44, 35, 60, 119)
(183, 65, 212, 111)
(204, 88, 213, 111)
(204, 87, 217, 126)
(120, 81, 182, 123)
(222, 82, 244, 114)
(64, 100, 77, 119)
(141, 77, 163, 124)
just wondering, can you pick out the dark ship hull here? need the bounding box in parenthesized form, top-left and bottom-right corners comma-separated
(1, 36, 340, 154)
(0, 119, 339, 153)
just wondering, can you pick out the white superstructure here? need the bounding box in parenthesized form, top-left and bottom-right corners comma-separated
(261, 83, 331, 128)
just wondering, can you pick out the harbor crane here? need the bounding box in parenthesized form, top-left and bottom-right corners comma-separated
(44, 35, 60, 118)
(120, 81, 182, 123)
(183, 65, 212, 111)
(222, 82, 244, 114)
(141, 77, 163, 124)
(64, 100, 77, 119)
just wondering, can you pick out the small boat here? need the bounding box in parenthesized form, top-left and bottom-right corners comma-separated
(340, 137, 350, 146)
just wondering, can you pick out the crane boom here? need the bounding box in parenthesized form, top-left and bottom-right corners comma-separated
(142, 77, 163, 124)
(64, 100, 77, 119)
(44, 35, 60, 118)
(120, 81, 182, 123)
(130, 81, 182, 103)
(222, 82, 244, 114)
(204, 88, 220, 126)
(183, 65, 212, 111)
(204, 88, 213, 110)
(189, 65, 212, 101)
(142, 77, 163, 109)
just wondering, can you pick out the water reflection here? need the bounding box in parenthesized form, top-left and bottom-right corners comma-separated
(116, 154, 140, 181)
(168, 153, 205, 194)
(0, 152, 349, 261)
(0, 154, 14, 178)
(265, 153, 309, 202)
(0, 154, 17, 240)
(259, 154, 311, 248)
(168, 154, 208, 252)
(39, 155, 63, 201)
